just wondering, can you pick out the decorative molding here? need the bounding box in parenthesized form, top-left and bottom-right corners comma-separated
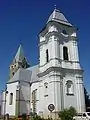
(39, 20, 73, 37)
(39, 30, 77, 47)
(49, 81, 60, 83)
(39, 30, 71, 47)
(39, 85, 43, 88)
(39, 57, 80, 68)
(7, 79, 39, 86)
(39, 33, 59, 47)
(38, 66, 83, 77)
(49, 74, 60, 77)
(16, 99, 30, 102)
(7, 80, 30, 84)
(76, 76, 83, 79)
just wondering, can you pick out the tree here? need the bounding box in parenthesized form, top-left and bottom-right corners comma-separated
(84, 87, 90, 111)
(58, 106, 77, 120)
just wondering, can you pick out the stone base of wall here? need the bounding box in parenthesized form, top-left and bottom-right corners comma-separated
(40, 111, 60, 120)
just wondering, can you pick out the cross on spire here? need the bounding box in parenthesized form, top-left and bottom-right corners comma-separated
(54, 5, 57, 10)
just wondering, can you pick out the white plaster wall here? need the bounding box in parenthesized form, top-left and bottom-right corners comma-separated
(38, 76, 53, 117)
(39, 35, 60, 68)
(40, 44, 46, 66)
(39, 35, 61, 73)
(37, 73, 62, 117)
(63, 73, 76, 109)
(59, 31, 80, 70)
(5, 81, 31, 116)
(1, 91, 5, 115)
(39, 23, 81, 73)
(49, 75, 61, 112)
(63, 72, 85, 112)
(37, 81, 45, 116)
(75, 74, 85, 113)
(39, 42, 80, 74)
(48, 37, 52, 61)
(6, 82, 18, 116)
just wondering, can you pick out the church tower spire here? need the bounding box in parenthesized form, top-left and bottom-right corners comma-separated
(14, 44, 24, 63)
(9, 45, 30, 78)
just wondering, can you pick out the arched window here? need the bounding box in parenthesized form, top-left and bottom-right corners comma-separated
(62, 29, 67, 35)
(9, 93, 13, 105)
(44, 82, 48, 97)
(12, 72, 14, 76)
(63, 46, 69, 60)
(46, 49, 49, 63)
(66, 81, 74, 95)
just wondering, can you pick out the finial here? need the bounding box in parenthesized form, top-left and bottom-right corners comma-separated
(19, 39, 23, 47)
(54, 5, 60, 12)
(54, 5, 57, 10)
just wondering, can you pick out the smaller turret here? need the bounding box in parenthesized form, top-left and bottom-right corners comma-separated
(9, 45, 30, 78)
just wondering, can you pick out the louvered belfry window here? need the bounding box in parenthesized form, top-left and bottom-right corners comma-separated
(46, 49, 49, 63)
(63, 46, 69, 60)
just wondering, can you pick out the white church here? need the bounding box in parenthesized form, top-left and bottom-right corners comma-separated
(1, 8, 85, 118)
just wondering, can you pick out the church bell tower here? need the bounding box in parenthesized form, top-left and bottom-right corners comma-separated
(9, 45, 30, 78)
(38, 8, 85, 117)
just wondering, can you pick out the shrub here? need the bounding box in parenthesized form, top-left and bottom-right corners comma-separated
(58, 106, 77, 120)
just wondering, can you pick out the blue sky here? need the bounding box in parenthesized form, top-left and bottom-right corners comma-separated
(0, 0, 90, 93)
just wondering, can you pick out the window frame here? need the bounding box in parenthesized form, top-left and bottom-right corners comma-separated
(66, 80, 74, 95)
(44, 82, 48, 97)
(46, 49, 49, 63)
(63, 46, 69, 61)
(9, 93, 13, 105)
(62, 29, 67, 35)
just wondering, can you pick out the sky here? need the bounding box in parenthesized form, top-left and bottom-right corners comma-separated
(0, 0, 90, 94)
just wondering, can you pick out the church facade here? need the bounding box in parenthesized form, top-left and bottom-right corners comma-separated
(1, 8, 85, 118)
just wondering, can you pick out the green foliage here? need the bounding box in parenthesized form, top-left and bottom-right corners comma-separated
(84, 87, 90, 111)
(58, 106, 77, 120)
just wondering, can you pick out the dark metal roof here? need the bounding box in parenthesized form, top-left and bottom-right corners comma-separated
(47, 9, 72, 26)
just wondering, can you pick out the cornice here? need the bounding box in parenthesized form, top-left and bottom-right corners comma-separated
(37, 66, 83, 77)
(39, 58, 80, 68)
(39, 31, 77, 47)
